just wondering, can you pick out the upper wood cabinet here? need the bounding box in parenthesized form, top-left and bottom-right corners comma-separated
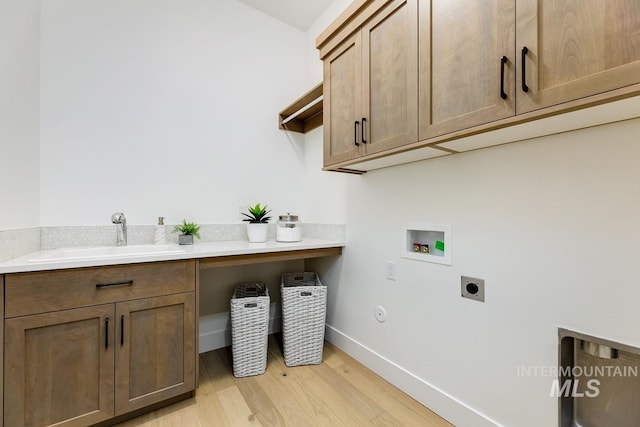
(319, 0, 640, 172)
(419, 0, 640, 139)
(516, 0, 640, 114)
(419, 0, 516, 139)
(320, 0, 418, 166)
(362, 0, 418, 155)
(323, 30, 362, 165)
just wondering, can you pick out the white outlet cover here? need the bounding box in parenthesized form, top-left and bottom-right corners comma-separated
(374, 306, 387, 323)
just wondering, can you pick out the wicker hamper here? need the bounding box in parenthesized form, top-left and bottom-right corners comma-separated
(281, 272, 327, 367)
(230, 282, 270, 377)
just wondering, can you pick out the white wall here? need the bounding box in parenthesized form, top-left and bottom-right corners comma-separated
(320, 118, 640, 426)
(39, 0, 310, 226)
(299, 0, 352, 225)
(0, 0, 40, 230)
(304, 0, 351, 87)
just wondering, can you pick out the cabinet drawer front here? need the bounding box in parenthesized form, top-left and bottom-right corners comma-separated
(5, 260, 196, 318)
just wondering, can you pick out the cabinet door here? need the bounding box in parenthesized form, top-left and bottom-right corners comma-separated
(4, 305, 115, 427)
(419, 0, 515, 139)
(517, 0, 640, 113)
(323, 31, 363, 166)
(115, 292, 196, 415)
(362, 0, 418, 155)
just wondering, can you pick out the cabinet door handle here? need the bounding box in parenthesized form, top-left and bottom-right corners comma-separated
(96, 280, 134, 289)
(521, 46, 529, 93)
(500, 56, 508, 100)
(354, 120, 360, 146)
(105, 317, 109, 349)
(120, 315, 125, 346)
(361, 117, 367, 144)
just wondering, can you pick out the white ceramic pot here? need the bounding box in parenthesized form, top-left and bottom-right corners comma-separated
(247, 223, 268, 243)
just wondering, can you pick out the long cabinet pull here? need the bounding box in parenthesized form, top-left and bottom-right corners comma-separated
(521, 46, 529, 92)
(120, 315, 125, 346)
(361, 117, 367, 144)
(354, 120, 360, 146)
(105, 317, 109, 349)
(95, 280, 134, 289)
(500, 56, 508, 100)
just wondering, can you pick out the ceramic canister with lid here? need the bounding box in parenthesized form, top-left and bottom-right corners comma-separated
(276, 213, 302, 242)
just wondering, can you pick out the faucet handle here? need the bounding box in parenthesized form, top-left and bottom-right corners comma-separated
(111, 212, 126, 224)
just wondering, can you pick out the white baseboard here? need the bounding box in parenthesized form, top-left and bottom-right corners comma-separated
(199, 303, 281, 353)
(325, 325, 502, 427)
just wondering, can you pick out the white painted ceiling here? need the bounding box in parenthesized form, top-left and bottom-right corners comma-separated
(236, 0, 334, 31)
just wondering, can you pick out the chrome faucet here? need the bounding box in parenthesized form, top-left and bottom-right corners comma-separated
(111, 212, 127, 246)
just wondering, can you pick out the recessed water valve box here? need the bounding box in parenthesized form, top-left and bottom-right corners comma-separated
(402, 224, 451, 265)
(461, 276, 485, 302)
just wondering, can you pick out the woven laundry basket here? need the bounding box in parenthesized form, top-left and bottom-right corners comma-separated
(230, 282, 270, 377)
(281, 272, 327, 367)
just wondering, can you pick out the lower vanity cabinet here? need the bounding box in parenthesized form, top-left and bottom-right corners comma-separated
(5, 304, 116, 426)
(115, 293, 195, 416)
(3, 260, 196, 427)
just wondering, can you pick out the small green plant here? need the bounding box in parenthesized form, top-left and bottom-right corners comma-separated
(172, 219, 201, 239)
(242, 203, 271, 223)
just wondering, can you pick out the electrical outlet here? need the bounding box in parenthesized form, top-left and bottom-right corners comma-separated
(386, 262, 396, 281)
(461, 276, 485, 302)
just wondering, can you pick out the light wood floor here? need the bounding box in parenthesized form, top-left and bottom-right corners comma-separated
(116, 335, 452, 426)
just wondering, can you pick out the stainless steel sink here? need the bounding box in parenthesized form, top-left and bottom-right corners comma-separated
(28, 245, 186, 263)
(559, 329, 640, 427)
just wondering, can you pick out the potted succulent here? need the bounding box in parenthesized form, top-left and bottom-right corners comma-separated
(242, 203, 271, 243)
(173, 219, 201, 245)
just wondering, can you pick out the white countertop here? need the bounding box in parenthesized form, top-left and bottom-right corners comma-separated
(0, 239, 344, 274)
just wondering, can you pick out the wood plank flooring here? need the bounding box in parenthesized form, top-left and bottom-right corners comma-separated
(116, 335, 453, 426)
